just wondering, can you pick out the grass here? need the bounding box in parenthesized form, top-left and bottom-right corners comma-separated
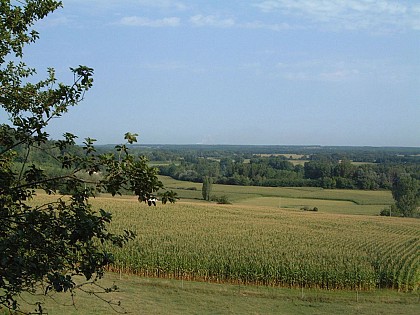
(13, 273, 420, 315)
(241, 197, 385, 215)
(159, 175, 394, 215)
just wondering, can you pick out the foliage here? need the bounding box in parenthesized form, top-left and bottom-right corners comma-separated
(159, 153, 420, 191)
(380, 207, 392, 217)
(0, 1, 176, 313)
(210, 194, 231, 204)
(201, 176, 212, 201)
(391, 174, 420, 217)
(301, 206, 318, 211)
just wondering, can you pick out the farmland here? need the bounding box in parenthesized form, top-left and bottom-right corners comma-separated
(2, 3, 419, 313)
(103, 202, 419, 292)
(25, 184, 420, 314)
(32, 187, 419, 293)
(159, 175, 394, 215)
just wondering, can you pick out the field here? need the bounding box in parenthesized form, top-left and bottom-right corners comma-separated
(25, 183, 419, 314)
(101, 201, 418, 292)
(159, 176, 394, 215)
(32, 186, 418, 291)
(15, 273, 420, 315)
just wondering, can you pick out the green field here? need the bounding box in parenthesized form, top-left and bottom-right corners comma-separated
(14, 273, 420, 315)
(24, 183, 419, 314)
(101, 201, 418, 291)
(159, 176, 394, 215)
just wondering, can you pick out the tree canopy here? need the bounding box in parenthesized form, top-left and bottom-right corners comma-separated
(391, 174, 420, 217)
(0, 1, 176, 313)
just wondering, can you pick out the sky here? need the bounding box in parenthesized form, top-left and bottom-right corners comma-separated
(8, 0, 420, 146)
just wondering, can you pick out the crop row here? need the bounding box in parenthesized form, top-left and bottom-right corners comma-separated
(100, 200, 419, 291)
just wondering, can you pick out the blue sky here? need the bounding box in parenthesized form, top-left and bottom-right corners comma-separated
(17, 1, 420, 146)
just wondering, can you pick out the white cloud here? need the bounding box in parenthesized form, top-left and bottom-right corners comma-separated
(275, 59, 364, 82)
(134, 0, 188, 11)
(319, 69, 360, 82)
(254, 0, 420, 32)
(138, 61, 186, 71)
(136, 61, 207, 74)
(274, 57, 414, 83)
(190, 15, 236, 28)
(189, 14, 297, 31)
(120, 16, 180, 27)
(254, 0, 282, 13)
(242, 20, 292, 31)
(67, 0, 188, 11)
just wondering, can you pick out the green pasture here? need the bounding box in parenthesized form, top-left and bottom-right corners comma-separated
(13, 273, 420, 315)
(159, 176, 394, 215)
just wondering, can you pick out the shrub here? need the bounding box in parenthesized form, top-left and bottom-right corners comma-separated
(301, 206, 318, 212)
(210, 195, 231, 204)
(380, 205, 401, 217)
(380, 207, 391, 216)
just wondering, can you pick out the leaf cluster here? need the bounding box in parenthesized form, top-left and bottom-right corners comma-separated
(0, 1, 177, 313)
(390, 174, 420, 217)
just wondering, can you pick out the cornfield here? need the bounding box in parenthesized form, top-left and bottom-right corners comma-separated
(91, 197, 420, 292)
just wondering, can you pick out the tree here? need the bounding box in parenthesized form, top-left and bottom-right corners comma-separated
(202, 176, 212, 201)
(391, 174, 419, 217)
(0, 1, 177, 313)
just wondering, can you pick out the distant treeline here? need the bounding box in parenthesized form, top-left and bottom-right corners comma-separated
(159, 156, 418, 189)
(145, 145, 420, 190)
(10, 142, 420, 191)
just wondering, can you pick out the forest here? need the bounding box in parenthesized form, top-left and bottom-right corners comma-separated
(16, 141, 420, 194)
(148, 145, 420, 190)
(14, 142, 420, 191)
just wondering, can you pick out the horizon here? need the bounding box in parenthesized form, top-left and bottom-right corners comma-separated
(2, 0, 420, 147)
(93, 143, 420, 149)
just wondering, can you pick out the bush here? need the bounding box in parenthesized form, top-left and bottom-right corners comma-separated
(210, 195, 231, 204)
(301, 206, 318, 212)
(380, 205, 401, 217)
(380, 207, 391, 216)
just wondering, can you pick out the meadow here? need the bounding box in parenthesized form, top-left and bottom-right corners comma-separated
(159, 176, 394, 215)
(14, 273, 420, 315)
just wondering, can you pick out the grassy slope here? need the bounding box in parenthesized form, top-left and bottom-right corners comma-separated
(159, 176, 394, 215)
(16, 273, 420, 315)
